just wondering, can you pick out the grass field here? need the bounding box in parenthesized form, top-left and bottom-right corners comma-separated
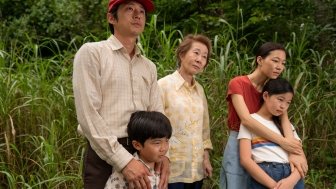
(1, 16, 335, 188)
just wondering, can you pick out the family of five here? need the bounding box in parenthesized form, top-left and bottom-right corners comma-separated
(72, 0, 308, 188)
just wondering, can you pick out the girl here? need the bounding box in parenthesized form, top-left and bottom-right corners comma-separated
(220, 42, 307, 189)
(238, 78, 305, 189)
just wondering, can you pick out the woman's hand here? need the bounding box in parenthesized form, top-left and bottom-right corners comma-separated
(203, 150, 213, 177)
(279, 137, 302, 154)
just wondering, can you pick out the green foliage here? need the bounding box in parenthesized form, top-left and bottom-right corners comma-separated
(0, 0, 107, 48)
(155, 0, 336, 52)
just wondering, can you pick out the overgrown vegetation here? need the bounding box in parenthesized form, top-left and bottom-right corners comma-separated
(1, 0, 335, 188)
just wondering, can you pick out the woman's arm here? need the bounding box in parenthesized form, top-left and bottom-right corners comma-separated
(239, 139, 277, 188)
(201, 87, 213, 177)
(203, 149, 213, 177)
(232, 94, 302, 154)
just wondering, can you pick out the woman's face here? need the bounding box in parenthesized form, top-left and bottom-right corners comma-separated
(179, 41, 208, 76)
(257, 50, 286, 79)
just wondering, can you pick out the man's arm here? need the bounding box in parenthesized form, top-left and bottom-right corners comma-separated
(148, 63, 164, 113)
(73, 43, 133, 170)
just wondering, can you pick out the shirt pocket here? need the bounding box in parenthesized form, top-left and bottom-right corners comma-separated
(133, 73, 150, 107)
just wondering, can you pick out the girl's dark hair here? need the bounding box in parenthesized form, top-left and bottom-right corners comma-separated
(261, 78, 294, 135)
(127, 111, 172, 145)
(255, 42, 289, 67)
(176, 34, 212, 68)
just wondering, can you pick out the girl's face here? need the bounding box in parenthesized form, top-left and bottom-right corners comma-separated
(263, 92, 293, 117)
(257, 50, 286, 79)
(179, 41, 208, 76)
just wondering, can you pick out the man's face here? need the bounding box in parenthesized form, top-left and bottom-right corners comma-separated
(108, 1, 146, 37)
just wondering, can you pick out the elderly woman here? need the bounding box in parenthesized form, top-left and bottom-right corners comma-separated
(158, 34, 213, 189)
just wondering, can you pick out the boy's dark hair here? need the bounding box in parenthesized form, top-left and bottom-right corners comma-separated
(261, 78, 294, 135)
(127, 111, 172, 145)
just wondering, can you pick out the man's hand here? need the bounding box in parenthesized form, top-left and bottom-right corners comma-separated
(289, 153, 308, 178)
(122, 159, 151, 189)
(155, 156, 170, 189)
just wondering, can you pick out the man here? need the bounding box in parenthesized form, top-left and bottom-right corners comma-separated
(72, 0, 169, 188)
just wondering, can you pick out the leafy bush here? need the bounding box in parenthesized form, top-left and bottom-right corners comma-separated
(0, 0, 107, 49)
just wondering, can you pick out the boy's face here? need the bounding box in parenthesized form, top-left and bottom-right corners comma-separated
(135, 137, 169, 164)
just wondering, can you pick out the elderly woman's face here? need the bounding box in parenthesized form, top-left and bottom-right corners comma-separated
(179, 41, 208, 76)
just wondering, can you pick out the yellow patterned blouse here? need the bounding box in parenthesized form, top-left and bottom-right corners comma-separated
(158, 70, 213, 183)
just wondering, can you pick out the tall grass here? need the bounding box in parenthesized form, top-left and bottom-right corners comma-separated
(0, 38, 83, 188)
(0, 15, 335, 188)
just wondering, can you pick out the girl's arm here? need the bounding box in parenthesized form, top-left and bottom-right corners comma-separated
(280, 111, 294, 138)
(280, 112, 308, 178)
(239, 138, 277, 188)
(232, 94, 301, 154)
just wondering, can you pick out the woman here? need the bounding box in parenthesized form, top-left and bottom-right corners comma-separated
(158, 34, 213, 189)
(220, 42, 308, 189)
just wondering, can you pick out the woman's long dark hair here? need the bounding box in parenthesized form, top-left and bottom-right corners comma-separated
(261, 78, 294, 135)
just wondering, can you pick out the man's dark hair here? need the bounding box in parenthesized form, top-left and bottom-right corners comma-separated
(108, 4, 119, 34)
(127, 111, 172, 145)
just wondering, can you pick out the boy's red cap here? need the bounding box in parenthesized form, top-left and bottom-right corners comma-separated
(108, 0, 154, 13)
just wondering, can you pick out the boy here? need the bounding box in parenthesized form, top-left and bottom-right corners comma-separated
(105, 111, 172, 189)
